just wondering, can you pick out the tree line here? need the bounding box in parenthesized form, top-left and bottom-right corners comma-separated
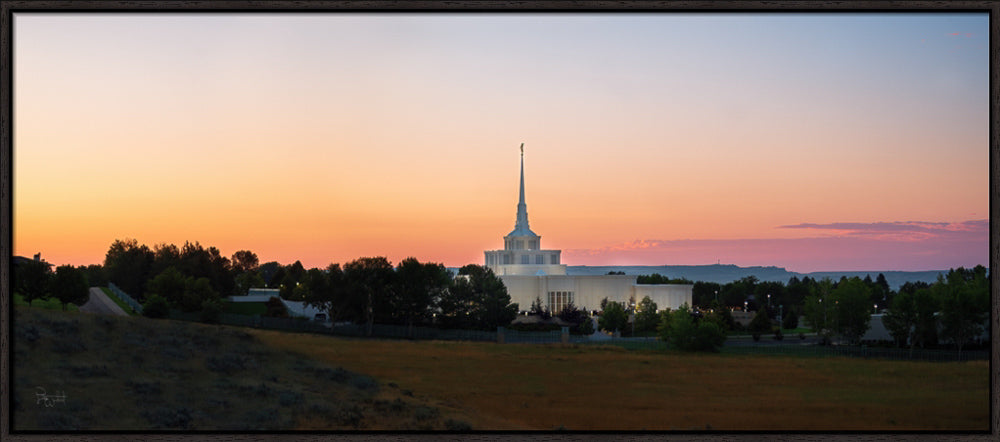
(100, 239, 518, 336)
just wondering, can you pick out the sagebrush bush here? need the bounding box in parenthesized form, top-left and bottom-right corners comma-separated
(278, 390, 304, 407)
(205, 353, 255, 374)
(37, 410, 84, 430)
(445, 419, 472, 431)
(413, 405, 439, 421)
(142, 406, 193, 429)
(51, 337, 86, 354)
(127, 380, 163, 396)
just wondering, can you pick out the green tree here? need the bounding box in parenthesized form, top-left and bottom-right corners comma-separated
(577, 312, 595, 335)
(883, 289, 918, 353)
(394, 258, 451, 336)
(304, 263, 355, 323)
(440, 265, 517, 330)
(79, 264, 108, 288)
(803, 278, 835, 343)
(344, 257, 396, 336)
(182, 277, 219, 313)
(936, 266, 989, 353)
(151, 243, 181, 279)
(633, 296, 660, 333)
(704, 303, 735, 333)
(142, 294, 170, 318)
(104, 238, 154, 299)
(693, 281, 722, 308)
(51, 265, 90, 310)
(781, 306, 798, 330)
(146, 267, 189, 310)
(230, 250, 260, 274)
(529, 296, 551, 320)
(831, 277, 873, 344)
(470, 265, 518, 330)
(14, 257, 53, 306)
(913, 288, 940, 349)
(598, 301, 628, 334)
(659, 303, 725, 352)
(747, 308, 771, 341)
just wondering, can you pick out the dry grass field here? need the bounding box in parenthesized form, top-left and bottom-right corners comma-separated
(252, 329, 990, 431)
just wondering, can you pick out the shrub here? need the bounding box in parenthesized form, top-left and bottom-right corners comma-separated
(52, 337, 86, 354)
(199, 298, 224, 324)
(350, 375, 379, 393)
(66, 364, 109, 378)
(241, 408, 288, 430)
(336, 405, 364, 428)
(127, 380, 162, 396)
(16, 324, 39, 343)
(142, 406, 193, 429)
(748, 309, 771, 336)
(278, 390, 304, 407)
(413, 405, 439, 422)
(37, 410, 84, 430)
(782, 308, 799, 329)
(205, 353, 254, 374)
(445, 419, 472, 431)
(142, 294, 170, 318)
(660, 304, 726, 352)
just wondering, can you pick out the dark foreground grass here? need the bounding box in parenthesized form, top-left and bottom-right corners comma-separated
(252, 329, 990, 431)
(12, 306, 467, 431)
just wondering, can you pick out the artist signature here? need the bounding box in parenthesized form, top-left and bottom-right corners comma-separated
(35, 387, 66, 407)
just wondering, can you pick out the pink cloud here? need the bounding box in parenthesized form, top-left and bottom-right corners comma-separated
(562, 220, 987, 272)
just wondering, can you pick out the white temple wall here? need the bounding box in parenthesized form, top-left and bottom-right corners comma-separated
(499, 274, 692, 313)
(631, 284, 694, 311)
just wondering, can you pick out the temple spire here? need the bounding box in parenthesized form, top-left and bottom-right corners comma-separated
(510, 143, 536, 237)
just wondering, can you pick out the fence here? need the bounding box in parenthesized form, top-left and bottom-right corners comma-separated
(160, 310, 987, 362)
(721, 342, 989, 362)
(107, 282, 143, 314)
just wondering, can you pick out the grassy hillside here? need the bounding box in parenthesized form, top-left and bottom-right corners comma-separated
(253, 329, 990, 431)
(12, 306, 469, 431)
(12, 305, 989, 432)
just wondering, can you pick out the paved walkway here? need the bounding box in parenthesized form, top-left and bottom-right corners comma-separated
(78, 287, 129, 316)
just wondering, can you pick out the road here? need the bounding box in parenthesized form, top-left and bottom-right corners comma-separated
(78, 287, 130, 316)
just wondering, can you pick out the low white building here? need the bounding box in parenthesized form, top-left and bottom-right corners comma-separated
(228, 288, 281, 303)
(486, 146, 692, 313)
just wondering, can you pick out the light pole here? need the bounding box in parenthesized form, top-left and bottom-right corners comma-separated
(714, 290, 718, 303)
(767, 294, 771, 308)
(874, 304, 878, 314)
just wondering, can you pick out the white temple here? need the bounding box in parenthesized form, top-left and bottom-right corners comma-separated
(485, 145, 692, 313)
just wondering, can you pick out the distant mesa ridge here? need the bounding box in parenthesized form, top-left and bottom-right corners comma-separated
(561, 264, 948, 290)
(453, 263, 947, 290)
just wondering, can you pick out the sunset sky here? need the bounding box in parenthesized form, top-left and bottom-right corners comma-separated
(13, 12, 989, 272)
